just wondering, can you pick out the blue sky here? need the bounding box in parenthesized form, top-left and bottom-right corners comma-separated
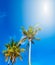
(0, 0, 55, 65)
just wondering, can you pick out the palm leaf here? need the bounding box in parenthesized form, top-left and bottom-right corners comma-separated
(17, 37, 27, 46)
(35, 27, 41, 32)
(2, 50, 8, 54)
(20, 48, 25, 52)
(34, 37, 40, 41)
(21, 26, 27, 35)
(38, 27, 42, 31)
(19, 56, 23, 61)
(11, 39, 15, 47)
(5, 44, 10, 48)
(31, 40, 35, 44)
(5, 56, 8, 62)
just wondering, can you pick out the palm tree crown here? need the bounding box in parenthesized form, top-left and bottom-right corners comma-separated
(21, 26, 41, 43)
(3, 39, 25, 65)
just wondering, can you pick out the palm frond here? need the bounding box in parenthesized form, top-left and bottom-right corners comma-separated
(17, 37, 27, 46)
(19, 56, 23, 61)
(5, 57, 8, 62)
(11, 39, 15, 47)
(34, 37, 40, 41)
(38, 27, 42, 31)
(5, 44, 10, 48)
(31, 40, 35, 44)
(17, 44, 21, 47)
(2, 50, 8, 54)
(21, 26, 27, 35)
(28, 26, 33, 31)
(20, 48, 25, 52)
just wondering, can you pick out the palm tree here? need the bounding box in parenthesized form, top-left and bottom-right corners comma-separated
(20, 26, 41, 65)
(3, 39, 25, 65)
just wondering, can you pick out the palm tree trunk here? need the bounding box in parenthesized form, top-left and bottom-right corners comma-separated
(28, 39, 31, 65)
(12, 54, 15, 65)
(8, 58, 10, 65)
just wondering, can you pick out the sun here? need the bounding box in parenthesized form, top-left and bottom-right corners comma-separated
(42, 1, 50, 17)
(43, 3, 49, 15)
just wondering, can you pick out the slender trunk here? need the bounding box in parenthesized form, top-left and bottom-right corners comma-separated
(29, 39, 31, 65)
(12, 54, 15, 65)
(8, 58, 10, 65)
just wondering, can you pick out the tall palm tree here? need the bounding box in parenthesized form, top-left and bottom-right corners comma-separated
(3, 39, 25, 65)
(20, 26, 41, 65)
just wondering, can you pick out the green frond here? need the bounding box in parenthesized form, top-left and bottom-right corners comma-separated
(15, 42, 18, 45)
(5, 57, 8, 62)
(21, 26, 25, 30)
(11, 39, 15, 47)
(33, 27, 41, 34)
(17, 44, 21, 47)
(21, 26, 27, 35)
(19, 56, 23, 61)
(20, 48, 25, 52)
(28, 26, 34, 33)
(5, 44, 10, 48)
(29, 26, 33, 30)
(2, 50, 8, 54)
(9, 49, 14, 53)
(18, 37, 27, 45)
(34, 37, 40, 41)
(31, 40, 35, 44)
(38, 27, 42, 31)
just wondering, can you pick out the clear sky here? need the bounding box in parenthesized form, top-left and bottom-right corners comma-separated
(0, 0, 55, 65)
